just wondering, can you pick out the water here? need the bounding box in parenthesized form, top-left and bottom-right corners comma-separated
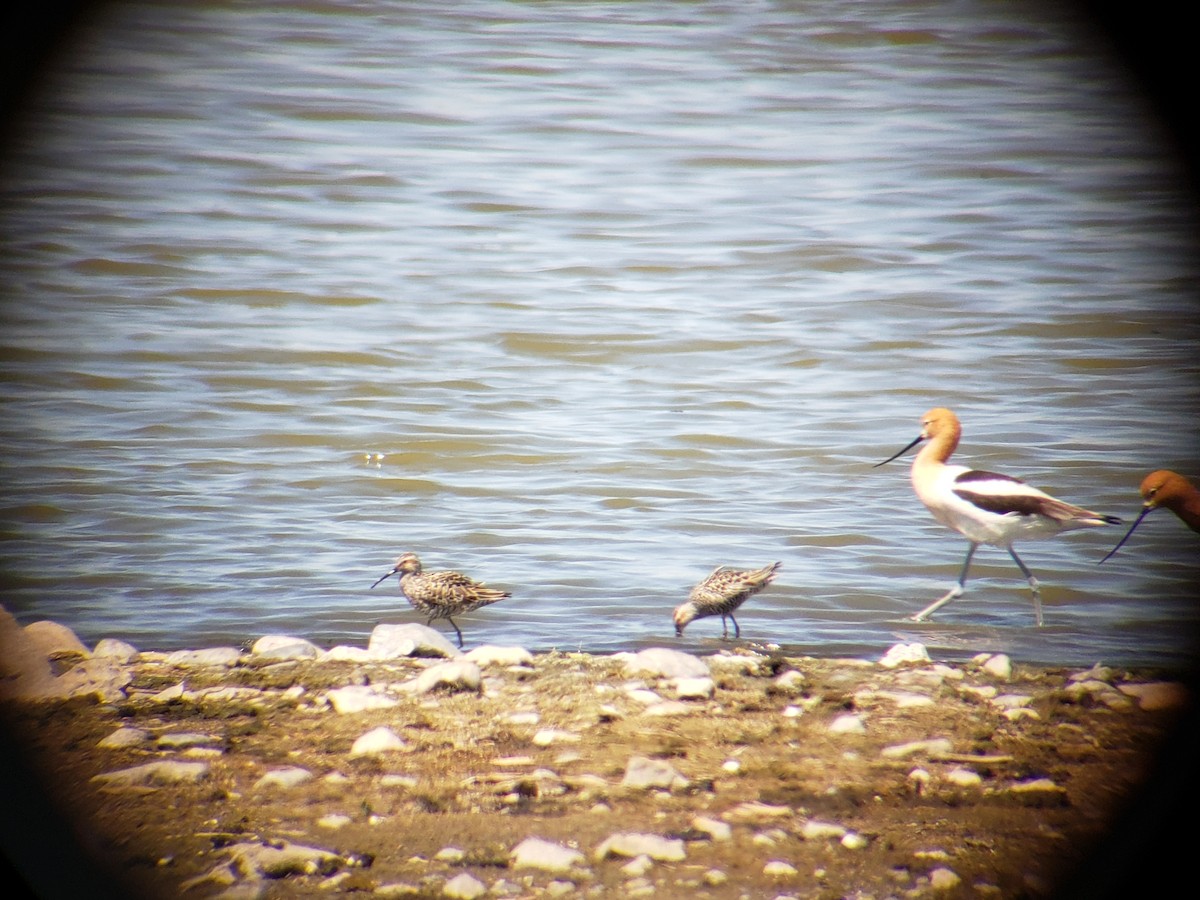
(1, 0, 1198, 668)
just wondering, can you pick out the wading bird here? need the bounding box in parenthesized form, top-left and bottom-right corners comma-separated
(674, 561, 781, 639)
(875, 408, 1120, 626)
(371, 552, 510, 647)
(1101, 470, 1200, 562)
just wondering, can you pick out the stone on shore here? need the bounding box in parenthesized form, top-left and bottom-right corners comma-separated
(349, 726, 407, 757)
(325, 684, 400, 713)
(368, 623, 461, 659)
(620, 755, 689, 791)
(253, 766, 314, 791)
(0, 605, 57, 699)
(165, 647, 242, 667)
(510, 837, 588, 874)
(595, 832, 686, 862)
(93, 637, 139, 663)
(464, 645, 534, 668)
(408, 659, 482, 694)
(91, 760, 211, 789)
(616, 647, 709, 679)
(24, 619, 91, 658)
(251, 635, 321, 660)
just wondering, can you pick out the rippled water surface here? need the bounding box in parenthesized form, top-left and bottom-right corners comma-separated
(2, 0, 1198, 667)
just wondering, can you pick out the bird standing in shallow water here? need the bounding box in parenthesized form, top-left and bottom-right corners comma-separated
(875, 408, 1120, 626)
(370, 552, 510, 648)
(1101, 470, 1200, 562)
(674, 561, 781, 639)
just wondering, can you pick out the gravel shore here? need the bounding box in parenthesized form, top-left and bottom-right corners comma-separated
(1, 606, 1195, 900)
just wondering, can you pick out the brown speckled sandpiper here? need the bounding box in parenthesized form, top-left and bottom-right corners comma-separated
(674, 561, 781, 639)
(371, 552, 510, 648)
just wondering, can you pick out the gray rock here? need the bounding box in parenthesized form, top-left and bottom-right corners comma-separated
(368, 623, 461, 659)
(878, 642, 930, 668)
(320, 645, 372, 662)
(223, 840, 344, 878)
(594, 832, 686, 862)
(24, 619, 90, 657)
(253, 766, 314, 790)
(91, 760, 210, 788)
(165, 647, 242, 667)
(0, 604, 56, 699)
(55, 656, 132, 702)
(93, 638, 139, 663)
(672, 676, 715, 700)
(251, 635, 321, 660)
(620, 755, 689, 791)
(510, 837, 587, 874)
(156, 731, 222, 750)
(349, 726, 407, 757)
(617, 648, 709, 679)
(442, 872, 487, 899)
(409, 660, 482, 694)
(96, 726, 150, 749)
(463, 645, 534, 668)
(325, 685, 399, 713)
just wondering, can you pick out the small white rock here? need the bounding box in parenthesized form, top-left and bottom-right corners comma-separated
(763, 859, 798, 877)
(97, 726, 149, 749)
(981, 653, 1013, 680)
(463, 645, 534, 668)
(326, 685, 399, 714)
(800, 820, 847, 841)
(878, 642, 930, 668)
(828, 713, 866, 735)
(510, 837, 587, 874)
(621, 854, 654, 876)
(692, 816, 733, 842)
(442, 872, 487, 899)
(929, 866, 962, 890)
(411, 660, 481, 694)
(672, 676, 715, 700)
(594, 832, 686, 862)
(621, 755, 688, 791)
(253, 766, 314, 791)
(349, 726, 407, 757)
(881, 738, 953, 759)
(533, 729, 580, 747)
(617, 648, 709, 679)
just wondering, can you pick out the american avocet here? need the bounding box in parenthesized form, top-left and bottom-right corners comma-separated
(674, 561, 781, 639)
(1101, 470, 1200, 562)
(875, 408, 1120, 626)
(371, 552, 510, 648)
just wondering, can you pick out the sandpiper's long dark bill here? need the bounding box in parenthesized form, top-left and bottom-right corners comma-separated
(1101, 469, 1200, 563)
(876, 408, 1120, 627)
(674, 561, 781, 639)
(371, 552, 510, 648)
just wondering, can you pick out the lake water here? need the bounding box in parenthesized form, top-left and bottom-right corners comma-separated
(1, 0, 1198, 668)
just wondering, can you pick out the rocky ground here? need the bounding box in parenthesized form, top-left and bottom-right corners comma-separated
(1, 605, 1196, 900)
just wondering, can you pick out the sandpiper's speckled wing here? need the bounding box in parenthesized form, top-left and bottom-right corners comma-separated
(402, 569, 510, 617)
(688, 561, 780, 615)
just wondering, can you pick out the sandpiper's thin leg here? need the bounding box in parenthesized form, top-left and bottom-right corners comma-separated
(729, 613, 740, 639)
(447, 617, 464, 648)
(912, 542, 978, 622)
(720, 616, 729, 640)
(1007, 547, 1043, 627)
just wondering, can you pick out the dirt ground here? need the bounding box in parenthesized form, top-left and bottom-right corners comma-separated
(1, 647, 1196, 899)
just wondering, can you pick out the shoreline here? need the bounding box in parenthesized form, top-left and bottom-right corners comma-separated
(2, 606, 1197, 899)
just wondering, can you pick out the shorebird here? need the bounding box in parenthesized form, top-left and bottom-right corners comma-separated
(370, 552, 510, 648)
(674, 561, 781, 639)
(1101, 470, 1200, 562)
(875, 408, 1120, 626)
